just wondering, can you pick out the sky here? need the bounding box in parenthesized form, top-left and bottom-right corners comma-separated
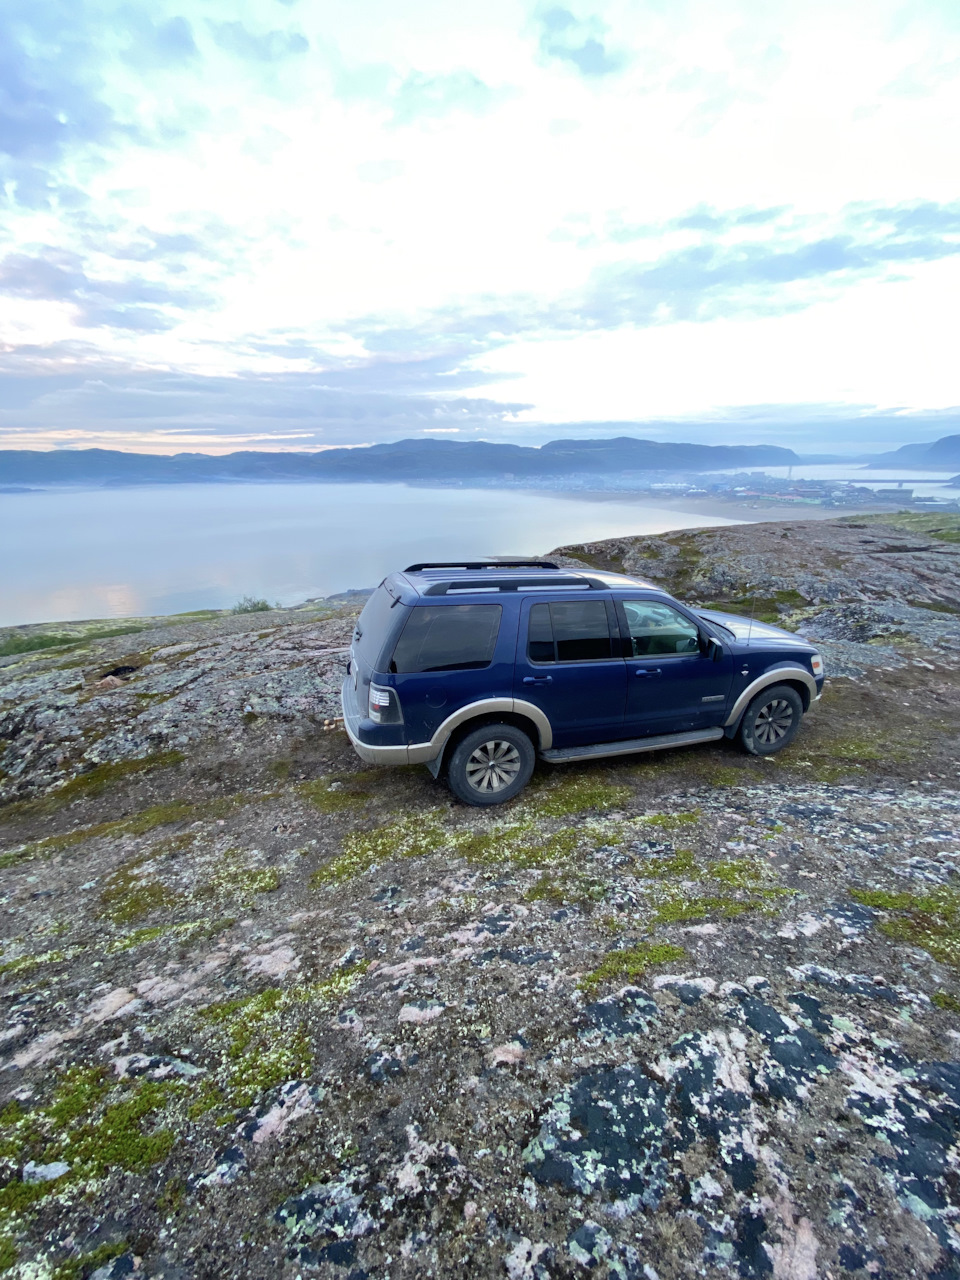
(1, 0, 959, 456)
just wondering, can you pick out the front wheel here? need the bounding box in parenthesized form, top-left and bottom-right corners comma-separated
(446, 723, 535, 806)
(738, 684, 803, 756)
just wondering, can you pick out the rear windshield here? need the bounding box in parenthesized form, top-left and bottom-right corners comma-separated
(391, 604, 502, 673)
(353, 584, 407, 670)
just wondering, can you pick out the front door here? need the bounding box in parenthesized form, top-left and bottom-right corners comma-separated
(617, 598, 735, 735)
(514, 597, 626, 747)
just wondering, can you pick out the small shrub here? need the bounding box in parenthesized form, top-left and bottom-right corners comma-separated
(232, 596, 273, 614)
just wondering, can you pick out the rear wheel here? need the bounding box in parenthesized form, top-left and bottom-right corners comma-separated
(446, 723, 535, 806)
(738, 684, 803, 756)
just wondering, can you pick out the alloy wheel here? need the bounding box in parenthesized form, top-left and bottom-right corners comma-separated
(753, 698, 794, 745)
(465, 739, 522, 792)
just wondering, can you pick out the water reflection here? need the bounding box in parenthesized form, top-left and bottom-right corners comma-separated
(0, 482, 743, 627)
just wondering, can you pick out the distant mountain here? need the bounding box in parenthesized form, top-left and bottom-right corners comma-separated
(0, 437, 801, 487)
(869, 434, 960, 470)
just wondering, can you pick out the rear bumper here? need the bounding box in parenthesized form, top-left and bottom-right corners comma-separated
(340, 679, 439, 765)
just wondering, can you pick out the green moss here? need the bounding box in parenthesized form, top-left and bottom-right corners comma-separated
(639, 810, 700, 830)
(933, 991, 960, 1014)
(53, 1080, 177, 1175)
(0, 1177, 61, 1213)
(198, 848, 281, 903)
(652, 893, 758, 924)
(52, 1240, 129, 1280)
(311, 812, 447, 886)
(105, 925, 170, 953)
(46, 1066, 111, 1126)
(851, 886, 960, 967)
(579, 942, 686, 995)
(298, 776, 369, 812)
(100, 857, 179, 926)
(1, 749, 185, 820)
(197, 964, 367, 1108)
(634, 848, 696, 878)
(0, 1236, 16, 1274)
(0, 946, 79, 980)
(523, 773, 631, 818)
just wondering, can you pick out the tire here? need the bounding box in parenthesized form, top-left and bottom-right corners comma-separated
(446, 723, 536, 806)
(738, 684, 803, 756)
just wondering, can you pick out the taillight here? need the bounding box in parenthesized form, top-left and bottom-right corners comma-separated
(368, 684, 403, 724)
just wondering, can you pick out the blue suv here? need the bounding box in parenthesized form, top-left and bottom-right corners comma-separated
(341, 561, 824, 806)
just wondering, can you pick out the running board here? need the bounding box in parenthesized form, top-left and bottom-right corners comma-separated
(540, 727, 724, 764)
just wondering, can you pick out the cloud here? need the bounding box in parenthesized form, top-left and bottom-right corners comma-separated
(0, 248, 210, 330)
(390, 70, 501, 123)
(120, 15, 200, 70)
(0, 367, 530, 448)
(536, 6, 626, 77)
(352, 199, 960, 357)
(0, 7, 119, 164)
(210, 21, 309, 63)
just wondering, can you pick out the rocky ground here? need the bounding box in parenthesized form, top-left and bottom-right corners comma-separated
(1, 514, 960, 1280)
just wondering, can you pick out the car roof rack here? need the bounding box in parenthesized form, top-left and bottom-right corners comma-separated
(404, 560, 560, 573)
(422, 574, 606, 595)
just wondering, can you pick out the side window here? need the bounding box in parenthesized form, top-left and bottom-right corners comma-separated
(391, 604, 502, 673)
(527, 600, 613, 663)
(622, 600, 701, 658)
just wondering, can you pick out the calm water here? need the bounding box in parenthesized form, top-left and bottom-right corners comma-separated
(1, 483, 743, 627)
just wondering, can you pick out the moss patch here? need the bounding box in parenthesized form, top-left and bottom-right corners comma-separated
(522, 772, 631, 818)
(197, 964, 367, 1108)
(298, 774, 371, 813)
(2, 749, 185, 819)
(100, 856, 180, 926)
(851, 886, 960, 967)
(933, 991, 960, 1014)
(52, 1240, 129, 1280)
(579, 942, 686, 995)
(311, 812, 448, 886)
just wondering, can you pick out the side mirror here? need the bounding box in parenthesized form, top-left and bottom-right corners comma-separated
(700, 633, 723, 662)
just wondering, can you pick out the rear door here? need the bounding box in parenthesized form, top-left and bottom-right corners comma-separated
(617, 597, 735, 734)
(514, 596, 626, 747)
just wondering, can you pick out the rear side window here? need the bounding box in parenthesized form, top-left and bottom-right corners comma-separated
(354, 584, 406, 669)
(391, 604, 502, 673)
(528, 601, 614, 663)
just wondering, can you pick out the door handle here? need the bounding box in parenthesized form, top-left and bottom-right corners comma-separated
(522, 676, 553, 685)
(634, 668, 661, 677)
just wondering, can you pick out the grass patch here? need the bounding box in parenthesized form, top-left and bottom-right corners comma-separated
(851, 886, 960, 967)
(579, 942, 686, 995)
(0, 1236, 16, 1273)
(933, 991, 960, 1014)
(698, 589, 808, 626)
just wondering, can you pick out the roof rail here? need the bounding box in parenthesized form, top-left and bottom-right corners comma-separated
(422, 575, 606, 595)
(404, 559, 559, 573)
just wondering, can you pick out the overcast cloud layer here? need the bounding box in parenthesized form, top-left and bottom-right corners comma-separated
(1, 0, 959, 454)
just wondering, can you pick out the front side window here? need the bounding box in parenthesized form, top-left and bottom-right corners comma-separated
(622, 599, 701, 657)
(528, 600, 613, 663)
(391, 604, 502, 673)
